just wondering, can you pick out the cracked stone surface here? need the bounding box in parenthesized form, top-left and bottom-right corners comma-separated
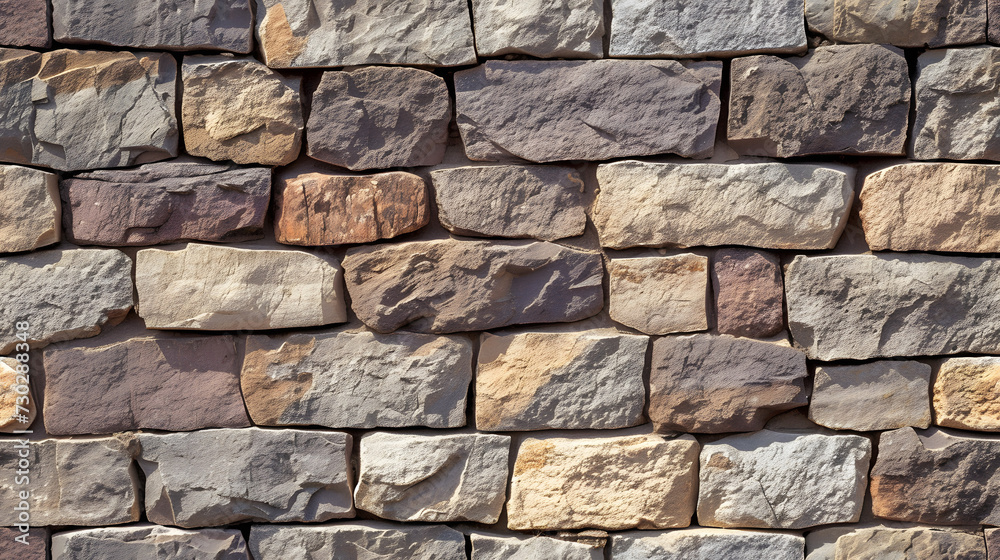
(0, 0, 49, 47)
(51, 525, 249, 559)
(712, 249, 785, 338)
(249, 522, 466, 560)
(810, 361, 932, 431)
(471, 532, 603, 560)
(933, 357, 1000, 431)
(0, 164, 60, 253)
(806, 0, 986, 47)
(611, 528, 805, 560)
(471, 0, 603, 58)
(607, 254, 708, 335)
(833, 527, 987, 560)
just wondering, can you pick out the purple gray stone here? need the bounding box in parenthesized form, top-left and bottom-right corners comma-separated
(51, 525, 249, 559)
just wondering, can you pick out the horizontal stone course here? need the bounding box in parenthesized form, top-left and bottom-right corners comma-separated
(51, 525, 249, 559)
(806, 0, 986, 47)
(249, 522, 466, 560)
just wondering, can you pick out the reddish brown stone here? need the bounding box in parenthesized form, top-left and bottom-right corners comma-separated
(712, 248, 784, 338)
(0, 0, 50, 48)
(0, 527, 47, 558)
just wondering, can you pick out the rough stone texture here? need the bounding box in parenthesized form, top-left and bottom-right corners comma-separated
(833, 527, 987, 560)
(431, 165, 587, 241)
(0, 48, 177, 171)
(933, 357, 1000, 431)
(53, 0, 252, 52)
(182, 55, 302, 166)
(810, 361, 932, 431)
(471, 532, 603, 560)
(712, 249, 785, 338)
(274, 170, 429, 246)
(698, 430, 871, 529)
(729, 44, 910, 157)
(254, 0, 476, 67)
(241, 329, 472, 428)
(507, 434, 699, 530)
(51, 525, 249, 559)
(871, 427, 1000, 525)
(0, 358, 36, 432)
(610, 0, 806, 57)
(249, 522, 466, 560)
(307, 67, 450, 170)
(0, 527, 47, 559)
(992, 0, 1000, 44)
(471, 0, 603, 58)
(988, 527, 1000, 560)
(785, 254, 1000, 360)
(455, 59, 722, 162)
(43, 335, 250, 435)
(0, 249, 133, 354)
(137, 428, 354, 527)
(62, 159, 270, 246)
(342, 239, 603, 334)
(355, 432, 510, 523)
(0, 0, 49, 47)
(135, 244, 346, 330)
(650, 335, 808, 434)
(611, 528, 805, 560)
(1, 165, 59, 254)
(607, 255, 708, 335)
(0, 438, 140, 526)
(806, 0, 986, 47)
(475, 330, 647, 431)
(593, 162, 854, 250)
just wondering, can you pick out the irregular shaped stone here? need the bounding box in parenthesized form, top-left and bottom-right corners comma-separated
(699, 430, 871, 529)
(137, 428, 353, 527)
(255, 0, 476, 67)
(274, 169, 428, 246)
(471, 532, 603, 560)
(0, 527, 46, 559)
(471, 0, 603, 58)
(0, 0, 49, 47)
(307, 67, 450, 170)
(607, 254, 708, 335)
(0, 165, 59, 253)
(43, 335, 249, 435)
(51, 525, 249, 559)
(0, 249, 133, 354)
(182, 55, 302, 166)
(476, 330, 647, 431)
(0, 438, 139, 526)
(431, 165, 587, 241)
(809, 361, 932, 431)
(712, 249, 784, 338)
(729, 44, 910, 157)
(988, 527, 1000, 560)
(53, 0, 252, 52)
(933, 357, 1000, 431)
(249, 522, 466, 560)
(610, 0, 806, 57)
(342, 239, 603, 334)
(833, 527, 987, 560)
(507, 434, 699, 530)
(355, 432, 510, 523)
(611, 528, 805, 560)
(242, 329, 471, 428)
(0, 48, 177, 171)
(0, 358, 36, 432)
(62, 159, 270, 246)
(650, 335, 808, 433)
(806, 0, 986, 47)
(785, 254, 1000, 360)
(456, 59, 721, 162)
(135, 243, 346, 330)
(594, 161, 853, 250)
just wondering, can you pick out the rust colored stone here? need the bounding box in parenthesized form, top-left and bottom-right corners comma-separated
(712, 248, 784, 338)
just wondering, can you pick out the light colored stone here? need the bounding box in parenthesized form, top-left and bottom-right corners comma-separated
(135, 243, 346, 330)
(934, 357, 1000, 431)
(607, 254, 708, 335)
(611, 528, 805, 560)
(355, 432, 510, 523)
(0, 165, 59, 253)
(698, 430, 871, 529)
(249, 522, 466, 560)
(51, 525, 249, 559)
(476, 330, 647, 431)
(507, 434, 699, 531)
(471, 0, 603, 58)
(806, 0, 986, 47)
(712, 249, 784, 338)
(809, 361, 932, 431)
(0, 358, 36, 432)
(471, 532, 603, 560)
(594, 161, 853, 250)
(833, 527, 987, 560)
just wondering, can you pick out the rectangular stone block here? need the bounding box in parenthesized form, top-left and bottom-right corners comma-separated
(0, 164, 59, 254)
(0, 0, 49, 47)
(810, 361, 931, 431)
(833, 527, 986, 560)
(0, 527, 47, 559)
(249, 522, 466, 560)
(933, 357, 1000, 431)
(471, 532, 603, 560)
(0, 357, 36, 432)
(807, 0, 986, 47)
(712, 249, 785, 338)
(611, 528, 805, 560)
(607, 254, 708, 335)
(51, 525, 249, 559)
(472, 0, 603, 58)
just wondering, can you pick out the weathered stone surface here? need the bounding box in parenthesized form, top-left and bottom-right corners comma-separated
(594, 162, 854, 250)
(242, 329, 472, 428)
(699, 430, 871, 529)
(249, 522, 466, 560)
(507, 434, 699, 530)
(137, 428, 353, 527)
(611, 528, 805, 560)
(62, 159, 270, 246)
(471, 532, 603, 560)
(274, 170, 428, 246)
(650, 335, 808, 434)
(610, 0, 806, 57)
(806, 0, 986, 47)
(992, 0, 1000, 44)
(342, 239, 603, 334)
(833, 527, 987, 560)
(135, 243, 346, 330)
(53, 0, 252, 52)
(0, 165, 59, 254)
(355, 432, 510, 523)
(254, 0, 476, 67)
(810, 361, 932, 431)
(871, 427, 1000, 525)
(786, 254, 1000, 360)
(934, 357, 1000, 431)
(43, 335, 249, 435)
(729, 44, 910, 157)
(182, 55, 302, 166)
(456, 60, 721, 162)
(476, 330, 647, 431)
(712, 249, 784, 338)
(0, 358, 36, 432)
(51, 525, 249, 559)
(431, 165, 587, 241)
(607, 254, 708, 335)
(0, 0, 49, 47)
(0, 249, 133, 354)
(0, 438, 140, 526)
(471, 0, 603, 58)
(0, 48, 177, 171)
(0, 527, 46, 559)
(988, 527, 1000, 560)
(307, 67, 450, 170)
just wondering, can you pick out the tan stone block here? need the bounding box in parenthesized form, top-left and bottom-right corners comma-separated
(608, 254, 708, 335)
